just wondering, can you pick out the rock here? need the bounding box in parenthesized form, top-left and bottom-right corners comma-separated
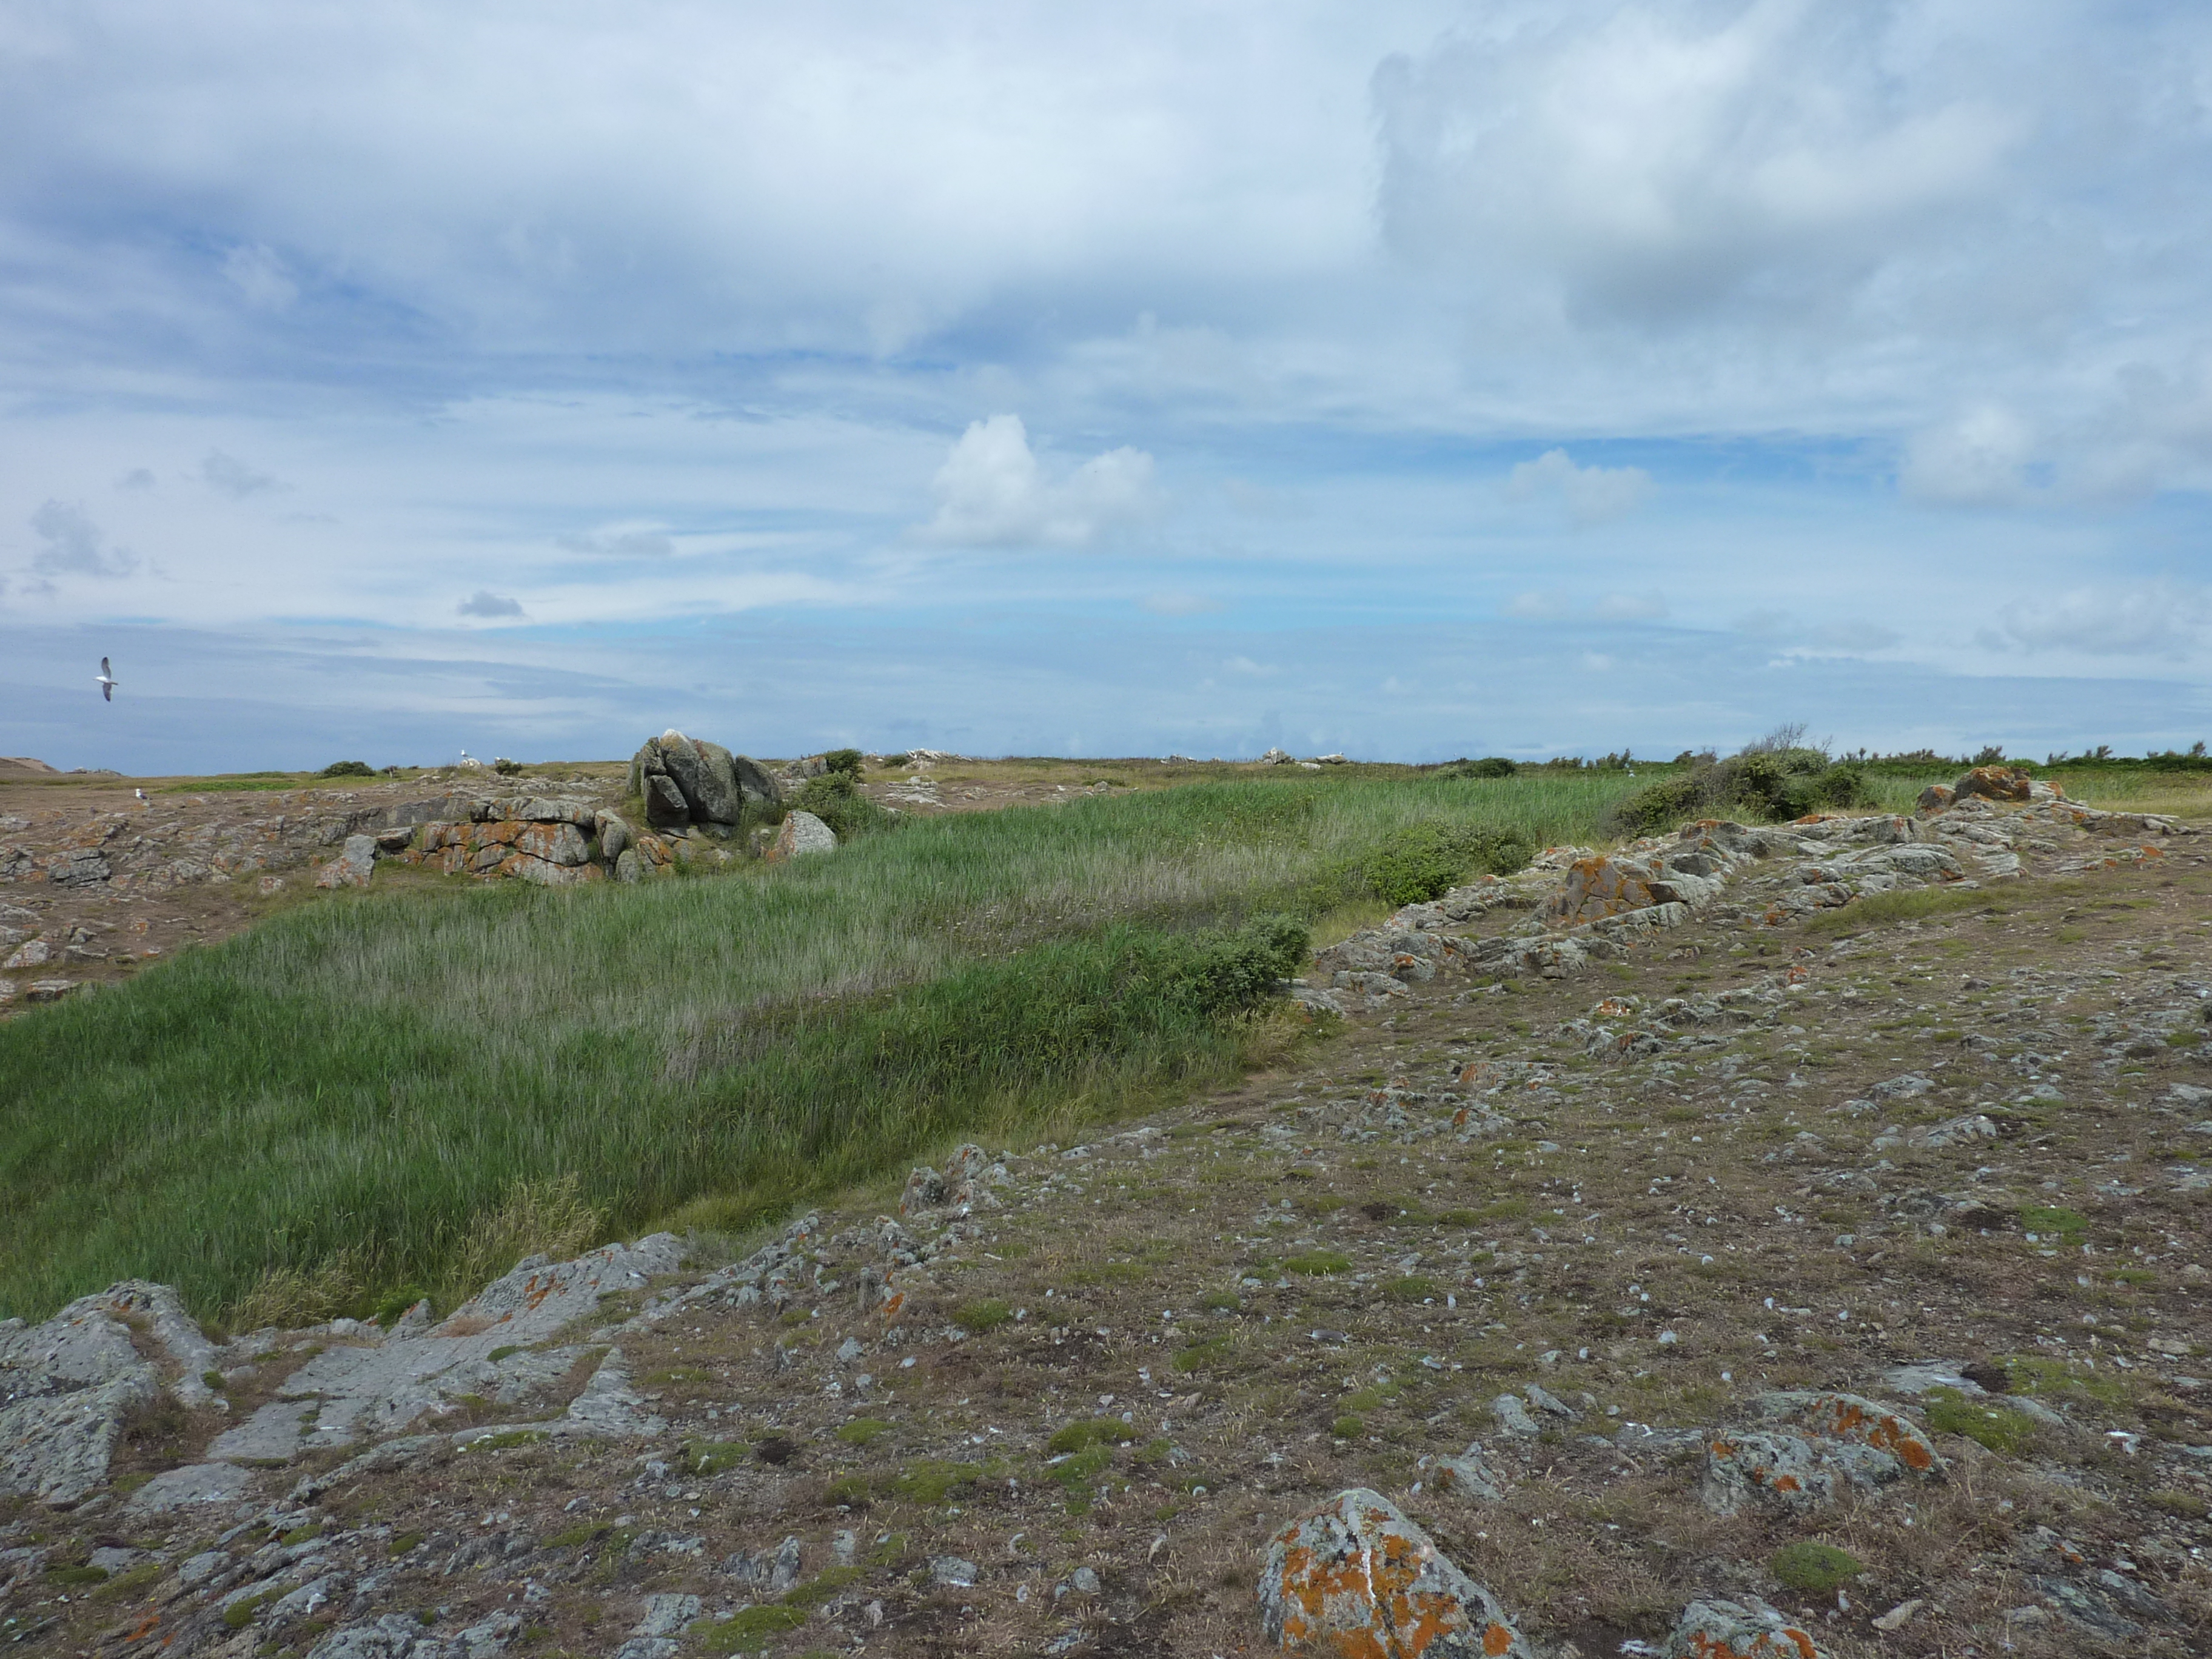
(1748, 1390, 1944, 1475)
(615, 848, 644, 883)
(1699, 1430, 1898, 1515)
(632, 1594, 701, 1637)
(0, 1293, 164, 1504)
(1259, 747, 1293, 765)
(643, 773, 689, 828)
(1490, 1395, 1541, 1438)
(1, 938, 49, 970)
(1523, 1383, 1578, 1420)
(25, 978, 79, 1003)
(768, 811, 837, 861)
(1951, 766, 2045, 804)
(1424, 1442, 1503, 1501)
(124, 1460, 253, 1515)
(1665, 1597, 1828, 1659)
(1916, 784, 1955, 812)
(314, 834, 378, 890)
(1259, 1487, 1532, 1658)
(597, 812, 633, 865)
(46, 848, 112, 888)
(689, 742, 746, 824)
(932, 1556, 979, 1587)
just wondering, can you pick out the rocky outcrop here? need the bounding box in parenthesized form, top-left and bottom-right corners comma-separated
(1666, 1599, 1830, 1659)
(629, 731, 780, 830)
(313, 834, 378, 889)
(1259, 1487, 1532, 1657)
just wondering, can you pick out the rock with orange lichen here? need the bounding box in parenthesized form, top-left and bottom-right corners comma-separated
(1259, 1487, 1533, 1658)
(1747, 1391, 1945, 1477)
(1949, 765, 2062, 805)
(1701, 1392, 1944, 1515)
(1666, 1598, 1827, 1659)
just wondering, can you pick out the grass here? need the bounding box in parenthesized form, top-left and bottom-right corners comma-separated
(1770, 1541, 1863, 1595)
(0, 773, 1660, 1321)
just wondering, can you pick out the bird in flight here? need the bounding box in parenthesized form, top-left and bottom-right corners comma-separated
(96, 657, 119, 702)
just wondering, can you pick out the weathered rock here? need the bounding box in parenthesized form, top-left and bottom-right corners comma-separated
(1489, 1395, 1540, 1438)
(1259, 747, 1293, 765)
(1700, 1430, 1894, 1515)
(1666, 1597, 1828, 1659)
(24, 978, 78, 1003)
(1259, 1487, 1532, 1657)
(731, 752, 783, 810)
(47, 848, 112, 887)
(1951, 766, 2049, 804)
(643, 773, 689, 828)
(1424, 1442, 1503, 1500)
(615, 848, 644, 883)
(1, 937, 49, 970)
(124, 1460, 254, 1515)
(1746, 1391, 1944, 1476)
(314, 834, 378, 890)
(1915, 783, 1955, 812)
(0, 1293, 164, 1504)
(768, 810, 837, 861)
(689, 740, 746, 825)
(597, 811, 633, 865)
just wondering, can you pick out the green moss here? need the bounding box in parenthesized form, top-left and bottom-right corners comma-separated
(1770, 1541, 1863, 1595)
(223, 1587, 281, 1629)
(1923, 1387, 2037, 1454)
(543, 1523, 603, 1549)
(956, 1298, 1013, 1333)
(46, 1564, 109, 1586)
(1330, 1414, 1366, 1439)
(1198, 1290, 1241, 1312)
(823, 1474, 873, 1507)
(280, 1522, 323, 1545)
(682, 1439, 749, 1475)
(1381, 1275, 1436, 1303)
(2019, 1206, 2087, 1240)
(836, 1418, 893, 1447)
(689, 1605, 808, 1652)
(1047, 1418, 1138, 1455)
(93, 1562, 163, 1599)
(782, 1565, 865, 1606)
(891, 1460, 980, 1504)
(1281, 1249, 1351, 1276)
(1172, 1335, 1233, 1372)
(389, 1530, 426, 1557)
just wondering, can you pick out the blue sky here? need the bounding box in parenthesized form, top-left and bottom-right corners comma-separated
(3, 0, 2209, 772)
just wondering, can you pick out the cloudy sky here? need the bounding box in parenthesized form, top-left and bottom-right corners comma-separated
(4, 0, 2209, 773)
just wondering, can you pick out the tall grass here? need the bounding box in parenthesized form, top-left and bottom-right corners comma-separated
(0, 768, 1724, 1322)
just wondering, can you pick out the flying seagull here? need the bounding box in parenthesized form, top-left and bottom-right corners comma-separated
(95, 657, 118, 702)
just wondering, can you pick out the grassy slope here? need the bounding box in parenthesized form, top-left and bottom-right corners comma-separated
(0, 771, 1658, 1321)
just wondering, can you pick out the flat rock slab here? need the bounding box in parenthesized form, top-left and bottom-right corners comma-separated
(209, 1235, 683, 1464)
(124, 1460, 255, 1515)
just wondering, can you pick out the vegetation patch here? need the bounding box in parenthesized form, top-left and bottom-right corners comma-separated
(1923, 1387, 2037, 1454)
(1770, 1541, 1863, 1595)
(1281, 1250, 1352, 1276)
(1047, 1418, 1139, 1455)
(691, 1605, 807, 1652)
(682, 1440, 748, 1475)
(836, 1418, 893, 1447)
(956, 1297, 1013, 1333)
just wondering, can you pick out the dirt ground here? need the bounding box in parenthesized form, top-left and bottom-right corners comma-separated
(8, 808, 2210, 1658)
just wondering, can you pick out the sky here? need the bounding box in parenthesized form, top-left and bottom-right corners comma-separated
(4, 0, 2210, 773)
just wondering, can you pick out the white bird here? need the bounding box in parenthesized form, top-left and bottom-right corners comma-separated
(95, 657, 118, 702)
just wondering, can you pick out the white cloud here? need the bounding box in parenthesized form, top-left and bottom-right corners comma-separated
(1223, 655, 1276, 677)
(1505, 449, 1652, 525)
(1982, 583, 2211, 660)
(1504, 588, 1664, 620)
(1141, 591, 1222, 617)
(201, 451, 281, 498)
(918, 414, 1159, 548)
(27, 500, 136, 578)
(1899, 407, 2039, 506)
(221, 243, 297, 310)
(558, 523, 675, 560)
(457, 589, 525, 620)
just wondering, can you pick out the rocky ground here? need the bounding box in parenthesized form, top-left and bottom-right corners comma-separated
(4, 781, 2210, 1658)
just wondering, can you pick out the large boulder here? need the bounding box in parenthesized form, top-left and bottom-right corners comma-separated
(1259, 1487, 1532, 1657)
(689, 740, 745, 825)
(1666, 1598, 1829, 1659)
(632, 731, 782, 824)
(768, 811, 837, 862)
(643, 773, 689, 829)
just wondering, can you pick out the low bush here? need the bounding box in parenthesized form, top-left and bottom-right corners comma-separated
(1770, 1541, 1862, 1595)
(1341, 822, 1531, 906)
(318, 760, 375, 779)
(790, 772, 895, 840)
(1606, 743, 1871, 836)
(1432, 757, 1517, 780)
(822, 748, 866, 777)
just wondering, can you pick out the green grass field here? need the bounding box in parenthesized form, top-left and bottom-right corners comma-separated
(7, 755, 2191, 1326)
(0, 770, 1663, 1324)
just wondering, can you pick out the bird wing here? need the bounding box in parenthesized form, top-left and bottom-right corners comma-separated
(103, 683, 113, 701)
(101, 657, 111, 674)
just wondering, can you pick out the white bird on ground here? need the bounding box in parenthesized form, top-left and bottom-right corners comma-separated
(95, 657, 118, 702)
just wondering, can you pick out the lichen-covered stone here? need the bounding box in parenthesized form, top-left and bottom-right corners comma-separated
(1259, 1487, 1533, 1657)
(1747, 1391, 1945, 1476)
(1666, 1598, 1826, 1659)
(768, 810, 837, 861)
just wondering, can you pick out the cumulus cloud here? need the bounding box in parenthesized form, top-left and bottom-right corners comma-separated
(1980, 583, 2211, 660)
(456, 590, 525, 619)
(918, 414, 1159, 548)
(1899, 407, 2040, 506)
(1375, 3, 2021, 330)
(201, 451, 281, 498)
(1505, 449, 1652, 525)
(28, 500, 136, 578)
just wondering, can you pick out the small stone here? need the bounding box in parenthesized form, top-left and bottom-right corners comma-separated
(631, 1593, 700, 1638)
(1427, 1443, 1503, 1501)
(1067, 1565, 1101, 1595)
(24, 977, 78, 1004)
(932, 1556, 979, 1587)
(1259, 1487, 1532, 1657)
(1, 938, 50, 971)
(1490, 1395, 1541, 1437)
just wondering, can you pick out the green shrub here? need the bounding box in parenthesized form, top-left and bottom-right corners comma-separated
(318, 760, 375, 779)
(374, 1285, 430, 1326)
(1330, 1413, 1366, 1439)
(1606, 746, 1872, 836)
(822, 749, 866, 777)
(1433, 757, 1517, 780)
(1345, 822, 1531, 906)
(880, 752, 911, 768)
(891, 1459, 980, 1503)
(791, 772, 895, 839)
(1186, 914, 1310, 1016)
(1770, 1541, 1863, 1595)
